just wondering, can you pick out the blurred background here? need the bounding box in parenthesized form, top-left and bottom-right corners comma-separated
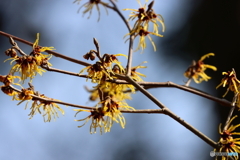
(0, 0, 240, 160)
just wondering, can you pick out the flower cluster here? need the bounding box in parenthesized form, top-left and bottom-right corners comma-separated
(4, 33, 54, 83)
(85, 61, 147, 103)
(74, 96, 134, 134)
(74, 108, 106, 134)
(184, 53, 217, 84)
(124, 0, 165, 52)
(0, 75, 64, 123)
(12, 87, 35, 105)
(1, 33, 65, 122)
(215, 116, 240, 160)
(29, 94, 64, 122)
(76, 49, 146, 133)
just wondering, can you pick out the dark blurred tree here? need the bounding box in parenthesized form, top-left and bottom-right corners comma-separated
(160, 0, 240, 121)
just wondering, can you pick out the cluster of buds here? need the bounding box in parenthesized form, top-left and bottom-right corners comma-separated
(80, 52, 126, 83)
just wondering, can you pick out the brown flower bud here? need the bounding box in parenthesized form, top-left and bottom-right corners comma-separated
(5, 48, 17, 57)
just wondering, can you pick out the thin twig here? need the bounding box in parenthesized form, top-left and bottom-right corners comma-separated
(93, 38, 102, 60)
(7, 80, 218, 147)
(107, 0, 134, 76)
(7, 84, 165, 114)
(40, 64, 234, 110)
(9, 85, 94, 110)
(42, 65, 88, 78)
(0, 31, 91, 66)
(223, 93, 238, 131)
(38, 63, 236, 109)
(121, 109, 164, 114)
(125, 75, 217, 148)
(43, 64, 235, 109)
(107, 1, 131, 32)
(164, 108, 218, 148)
(125, 76, 166, 109)
(9, 37, 27, 56)
(112, 80, 234, 108)
(185, 78, 192, 86)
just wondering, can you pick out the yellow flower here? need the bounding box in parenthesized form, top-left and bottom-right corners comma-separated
(5, 33, 54, 83)
(80, 53, 127, 83)
(123, 0, 147, 25)
(1, 85, 18, 97)
(102, 79, 135, 97)
(32, 33, 54, 66)
(102, 53, 127, 73)
(33, 33, 55, 53)
(73, 0, 113, 21)
(219, 116, 240, 139)
(101, 96, 135, 131)
(124, 0, 165, 35)
(125, 25, 163, 52)
(216, 69, 240, 97)
(215, 115, 240, 159)
(5, 55, 48, 83)
(131, 61, 147, 81)
(0, 74, 21, 86)
(184, 53, 217, 83)
(28, 95, 64, 122)
(80, 62, 112, 83)
(13, 88, 34, 105)
(74, 95, 135, 134)
(104, 107, 125, 131)
(124, 0, 165, 52)
(86, 81, 134, 105)
(74, 107, 108, 134)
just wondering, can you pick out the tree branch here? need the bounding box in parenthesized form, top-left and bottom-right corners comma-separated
(0, 31, 91, 66)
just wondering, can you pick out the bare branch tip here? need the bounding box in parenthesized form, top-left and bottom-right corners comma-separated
(148, 1, 155, 11)
(9, 37, 16, 46)
(93, 38, 99, 47)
